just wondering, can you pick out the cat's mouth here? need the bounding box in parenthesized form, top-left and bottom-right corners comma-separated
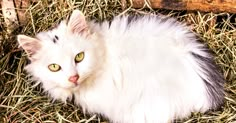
(72, 82, 81, 88)
(57, 81, 80, 89)
(70, 81, 81, 87)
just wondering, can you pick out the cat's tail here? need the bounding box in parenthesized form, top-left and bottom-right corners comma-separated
(189, 40, 225, 109)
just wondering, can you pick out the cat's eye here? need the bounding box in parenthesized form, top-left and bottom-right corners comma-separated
(75, 52, 84, 63)
(48, 63, 61, 72)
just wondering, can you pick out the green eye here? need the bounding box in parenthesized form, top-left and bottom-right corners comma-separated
(75, 52, 84, 63)
(48, 63, 61, 72)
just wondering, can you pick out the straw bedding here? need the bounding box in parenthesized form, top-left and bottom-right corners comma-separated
(0, 0, 236, 122)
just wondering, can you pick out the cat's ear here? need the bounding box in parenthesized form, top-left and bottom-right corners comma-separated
(67, 10, 88, 34)
(17, 35, 41, 59)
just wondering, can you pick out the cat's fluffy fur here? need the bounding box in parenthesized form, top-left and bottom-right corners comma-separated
(17, 10, 224, 123)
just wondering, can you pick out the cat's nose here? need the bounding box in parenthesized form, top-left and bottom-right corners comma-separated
(68, 74, 79, 83)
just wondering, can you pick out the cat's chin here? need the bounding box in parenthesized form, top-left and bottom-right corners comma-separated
(47, 84, 80, 102)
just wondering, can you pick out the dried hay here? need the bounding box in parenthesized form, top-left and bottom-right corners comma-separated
(0, 0, 236, 122)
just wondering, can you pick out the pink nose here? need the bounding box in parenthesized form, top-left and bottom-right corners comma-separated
(68, 74, 79, 83)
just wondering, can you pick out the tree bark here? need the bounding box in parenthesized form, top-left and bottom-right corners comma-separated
(129, 0, 236, 13)
(14, 0, 31, 26)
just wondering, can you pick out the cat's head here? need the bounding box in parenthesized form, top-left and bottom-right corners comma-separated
(17, 10, 106, 102)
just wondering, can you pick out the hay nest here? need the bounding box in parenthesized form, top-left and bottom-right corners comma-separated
(1, 0, 236, 122)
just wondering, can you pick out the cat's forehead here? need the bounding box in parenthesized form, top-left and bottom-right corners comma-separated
(37, 21, 68, 41)
(37, 24, 73, 46)
(37, 42, 80, 65)
(35, 21, 90, 60)
(50, 21, 68, 38)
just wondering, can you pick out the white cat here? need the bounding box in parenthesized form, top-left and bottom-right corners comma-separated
(17, 10, 224, 123)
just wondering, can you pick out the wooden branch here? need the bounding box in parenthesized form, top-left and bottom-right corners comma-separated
(129, 0, 236, 13)
(1, 0, 19, 33)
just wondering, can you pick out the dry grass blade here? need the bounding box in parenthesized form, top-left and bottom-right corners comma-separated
(1, 0, 236, 123)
